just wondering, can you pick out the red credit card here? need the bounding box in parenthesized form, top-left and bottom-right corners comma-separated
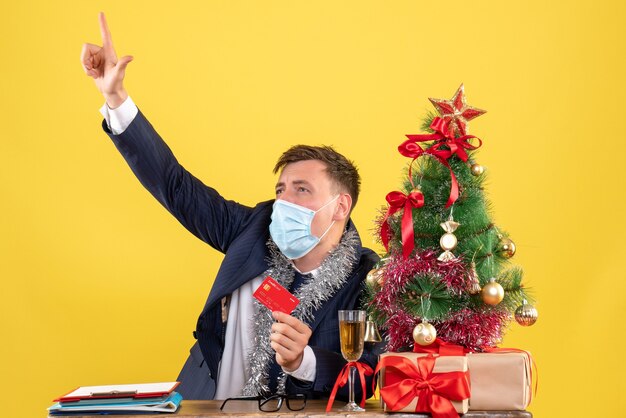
(253, 276, 300, 314)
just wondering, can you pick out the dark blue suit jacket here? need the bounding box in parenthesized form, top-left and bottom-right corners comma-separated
(103, 110, 381, 401)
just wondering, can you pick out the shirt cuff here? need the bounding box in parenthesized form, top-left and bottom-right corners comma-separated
(99, 96, 138, 135)
(282, 345, 316, 382)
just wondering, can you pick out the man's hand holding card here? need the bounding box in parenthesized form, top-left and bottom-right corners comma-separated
(254, 277, 313, 373)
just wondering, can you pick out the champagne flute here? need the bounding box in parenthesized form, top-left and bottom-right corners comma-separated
(338, 310, 366, 412)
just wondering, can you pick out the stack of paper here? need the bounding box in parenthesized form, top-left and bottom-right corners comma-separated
(48, 382, 182, 415)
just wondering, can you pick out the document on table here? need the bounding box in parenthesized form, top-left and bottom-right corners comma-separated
(54, 381, 180, 402)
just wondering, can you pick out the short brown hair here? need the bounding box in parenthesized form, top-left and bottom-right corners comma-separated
(273, 145, 361, 210)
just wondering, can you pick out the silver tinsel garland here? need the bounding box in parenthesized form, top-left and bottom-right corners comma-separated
(242, 229, 359, 396)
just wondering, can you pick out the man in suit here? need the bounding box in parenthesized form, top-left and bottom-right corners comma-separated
(81, 13, 380, 401)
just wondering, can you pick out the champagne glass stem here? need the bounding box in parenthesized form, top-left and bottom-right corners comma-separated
(348, 365, 356, 406)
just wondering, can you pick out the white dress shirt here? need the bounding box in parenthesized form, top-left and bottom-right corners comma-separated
(100, 98, 317, 398)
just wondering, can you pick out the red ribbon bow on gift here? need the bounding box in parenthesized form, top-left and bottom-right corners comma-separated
(325, 361, 374, 412)
(374, 355, 470, 418)
(380, 190, 424, 259)
(399, 117, 482, 208)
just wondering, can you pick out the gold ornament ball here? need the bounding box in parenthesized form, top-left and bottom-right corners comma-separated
(498, 238, 516, 258)
(471, 163, 485, 176)
(481, 279, 505, 306)
(439, 232, 458, 251)
(515, 301, 538, 326)
(413, 322, 437, 346)
(366, 268, 383, 289)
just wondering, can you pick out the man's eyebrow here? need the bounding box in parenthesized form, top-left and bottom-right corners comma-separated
(274, 180, 313, 189)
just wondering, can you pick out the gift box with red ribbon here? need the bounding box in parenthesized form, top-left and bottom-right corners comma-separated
(376, 352, 470, 418)
(409, 339, 535, 411)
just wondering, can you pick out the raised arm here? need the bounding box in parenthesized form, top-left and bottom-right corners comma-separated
(80, 12, 133, 109)
(81, 13, 259, 252)
(103, 111, 258, 252)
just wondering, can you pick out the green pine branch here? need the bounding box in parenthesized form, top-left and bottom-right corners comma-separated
(420, 111, 438, 132)
(401, 273, 454, 321)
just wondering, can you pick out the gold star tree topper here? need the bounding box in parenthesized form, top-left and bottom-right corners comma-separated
(429, 84, 486, 137)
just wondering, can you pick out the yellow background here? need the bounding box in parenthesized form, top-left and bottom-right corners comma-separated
(1, 1, 624, 417)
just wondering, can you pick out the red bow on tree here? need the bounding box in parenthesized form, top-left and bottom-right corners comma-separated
(381, 189, 424, 259)
(399, 117, 482, 208)
(375, 355, 470, 418)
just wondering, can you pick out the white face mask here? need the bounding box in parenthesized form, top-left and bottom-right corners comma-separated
(269, 195, 339, 259)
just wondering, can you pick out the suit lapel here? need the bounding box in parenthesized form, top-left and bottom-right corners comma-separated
(206, 228, 270, 309)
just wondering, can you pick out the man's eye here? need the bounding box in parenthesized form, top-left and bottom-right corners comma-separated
(297, 187, 309, 192)
(275, 189, 283, 195)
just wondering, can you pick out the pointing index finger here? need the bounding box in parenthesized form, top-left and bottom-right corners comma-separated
(98, 12, 113, 48)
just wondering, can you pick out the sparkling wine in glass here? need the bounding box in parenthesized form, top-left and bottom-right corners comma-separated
(338, 310, 366, 412)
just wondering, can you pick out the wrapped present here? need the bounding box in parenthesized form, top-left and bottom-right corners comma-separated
(467, 351, 533, 411)
(376, 352, 470, 418)
(412, 339, 535, 411)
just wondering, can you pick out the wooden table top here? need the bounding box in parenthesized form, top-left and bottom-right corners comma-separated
(48, 399, 532, 418)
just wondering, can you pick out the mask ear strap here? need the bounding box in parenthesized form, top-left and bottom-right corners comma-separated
(315, 195, 340, 213)
(317, 220, 336, 241)
(313, 195, 340, 240)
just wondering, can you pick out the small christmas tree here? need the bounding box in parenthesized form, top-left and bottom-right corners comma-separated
(367, 85, 538, 352)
